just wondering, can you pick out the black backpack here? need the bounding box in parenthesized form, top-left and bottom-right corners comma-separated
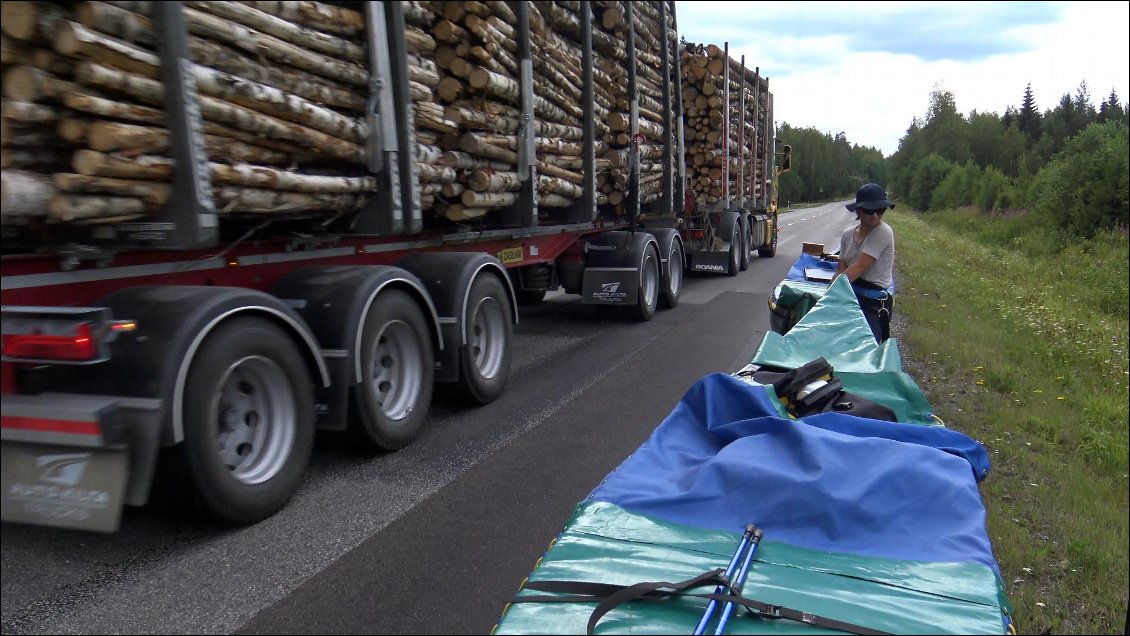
(744, 357, 898, 422)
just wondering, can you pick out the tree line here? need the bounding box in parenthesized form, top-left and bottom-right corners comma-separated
(776, 82, 1129, 238)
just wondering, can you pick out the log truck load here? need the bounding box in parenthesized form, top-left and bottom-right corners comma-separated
(0, 0, 786, 532)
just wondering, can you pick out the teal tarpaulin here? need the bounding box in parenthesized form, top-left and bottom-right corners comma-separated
(495, 260, 1011, 635)
(758, 275, 936, 425)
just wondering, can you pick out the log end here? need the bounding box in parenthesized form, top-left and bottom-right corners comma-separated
(0, 1, 38, 41)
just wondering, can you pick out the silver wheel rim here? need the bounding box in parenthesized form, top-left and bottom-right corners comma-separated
(368, 320, 424, 421)
(469, 296, 506, 380)
(669, 246, 684, 296)
(642, 252, 659, 307)
(731, 230, 740, 269)
(214, 356, 295, 485)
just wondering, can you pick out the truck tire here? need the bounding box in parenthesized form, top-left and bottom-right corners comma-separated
(659, 240, 684, 309)
(727, 225, 741, 276)
(457, 274, 513, 404)
(178, 316, 314, 525)
(635, 244, 661, 321)
(758, 217, 778, 258)
(353, 289, 434, 451)
(739, 217, 752, 271)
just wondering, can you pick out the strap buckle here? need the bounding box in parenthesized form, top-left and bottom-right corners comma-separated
(765, 604, 782, 618)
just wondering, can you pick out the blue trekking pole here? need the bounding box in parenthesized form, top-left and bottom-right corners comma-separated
(713, 526, 764, 635)
(693, 524, 757, 636)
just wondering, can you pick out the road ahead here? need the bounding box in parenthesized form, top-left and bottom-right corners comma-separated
(1, 202, 854, 635)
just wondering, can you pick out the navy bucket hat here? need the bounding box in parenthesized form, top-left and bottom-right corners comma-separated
(846, 183, 895, 212)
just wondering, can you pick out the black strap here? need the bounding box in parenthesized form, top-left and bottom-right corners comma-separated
(517, 569, 728, 635)
(513, 571, 892, 635)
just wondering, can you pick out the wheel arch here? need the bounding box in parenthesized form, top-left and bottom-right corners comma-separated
(714, 209, 742, 242)
(271, 265, 443, 388)
(583, 230, 661, 268)
(397, 252, 517, 384)
(398, 252, 518, 345)
(641, 227, 686, 278)
(92, 286, 330, 447)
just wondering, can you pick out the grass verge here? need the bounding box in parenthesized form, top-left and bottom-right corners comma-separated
(884, 208, 1128, 634)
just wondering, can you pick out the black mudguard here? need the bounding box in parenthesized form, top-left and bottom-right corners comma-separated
(580, 231, 660, 306)
(272, 266, 440, 429)
(397, 252, 516, 383)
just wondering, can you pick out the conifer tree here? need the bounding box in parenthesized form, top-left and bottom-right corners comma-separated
(1018, 84, 1042, 141)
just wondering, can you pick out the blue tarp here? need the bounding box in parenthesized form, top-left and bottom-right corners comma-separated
(784, 251, 838, 283)
(588, 372, 998, 573)
(495, 251, 1011, 635)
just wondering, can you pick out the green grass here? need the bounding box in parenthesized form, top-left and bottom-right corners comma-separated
(884, 208, 1128, 634)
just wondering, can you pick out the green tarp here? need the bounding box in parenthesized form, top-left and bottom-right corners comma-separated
(496, 502, 1010, 634)
(758, 276, 937, 425)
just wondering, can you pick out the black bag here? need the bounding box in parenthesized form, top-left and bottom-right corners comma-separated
(749, 357, 898, 422)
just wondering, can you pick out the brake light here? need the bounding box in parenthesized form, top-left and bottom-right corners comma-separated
(2, 322, 98, 361)
(687, 230, 705, 240)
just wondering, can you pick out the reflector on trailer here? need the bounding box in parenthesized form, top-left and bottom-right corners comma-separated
(0, 413, 102, 436)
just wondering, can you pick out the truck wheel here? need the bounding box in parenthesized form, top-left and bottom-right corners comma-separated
(635, 244, 661, 321)
(353, 289, 434, 451)
(727, 226, 741, 276)
(758, 218, 778, 258)
(457, 274, 513, 404)
(739, 218, 751, 271)
(659, 240, 684, 309)
(178, 317, 314, 525)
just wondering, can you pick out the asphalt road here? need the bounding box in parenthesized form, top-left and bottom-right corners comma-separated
(0, 203, 853, 635)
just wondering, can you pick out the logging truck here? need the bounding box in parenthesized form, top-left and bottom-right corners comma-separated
(0, 0, 784, 532)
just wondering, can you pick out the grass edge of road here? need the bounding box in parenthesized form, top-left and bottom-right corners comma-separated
(884, 208, 1128, 635)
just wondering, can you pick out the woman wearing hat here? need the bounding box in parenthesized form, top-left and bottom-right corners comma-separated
(833, 183, 896, 343)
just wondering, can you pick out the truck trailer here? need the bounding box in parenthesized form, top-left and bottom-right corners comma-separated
(0, 0, 785, 532)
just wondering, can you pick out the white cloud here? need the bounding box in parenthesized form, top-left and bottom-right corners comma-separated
(676, 1, 1130, 155)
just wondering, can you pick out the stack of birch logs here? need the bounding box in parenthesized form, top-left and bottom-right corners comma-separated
(2, 0, 381, 226)
(749, 65, 769, 204)
(723, 55, 768, 205)
(612, 0, 672, 208)
(1, 0, 682, 232)
(679, 40, 764, 209)
(418, 0, 672, 223)
(408, 0, 596, 222)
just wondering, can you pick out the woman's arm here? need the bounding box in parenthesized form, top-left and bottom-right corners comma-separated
(834, 252, 876, 282)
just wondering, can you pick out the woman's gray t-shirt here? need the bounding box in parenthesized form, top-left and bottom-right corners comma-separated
(839, 222, 895, 289)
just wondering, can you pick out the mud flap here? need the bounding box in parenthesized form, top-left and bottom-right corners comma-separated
(581, 269, 639, 305)
(579, 231, 656, 306)
(687, 210, 741, 274)
(687, 250, 732, 273)
(2, 443, 128, 532)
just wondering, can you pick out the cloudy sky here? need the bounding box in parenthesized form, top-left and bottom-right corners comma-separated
(676, 1, 1130, 156)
